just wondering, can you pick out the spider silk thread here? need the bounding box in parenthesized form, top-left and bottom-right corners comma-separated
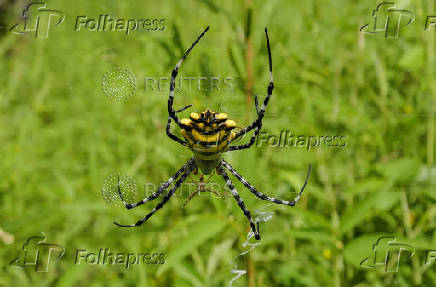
(228, 204, 274, 287)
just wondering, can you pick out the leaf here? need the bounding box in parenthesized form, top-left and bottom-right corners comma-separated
(398, 46, 425, 72)
(339, 188, 401, 235)
(373, 189, 402, 210)
(291, 230, 335, 244)
(289, 209, 331, 230)
(278, 261, 322, 287)
(377, 158, 421, 185)
(206, 238, 234, 278)
(349, 178, 386, 195)
(173, 264, 204, 287)
(157, 215, 227, 275)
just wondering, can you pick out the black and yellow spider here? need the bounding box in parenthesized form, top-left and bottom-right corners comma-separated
(114, 27, 311, 240)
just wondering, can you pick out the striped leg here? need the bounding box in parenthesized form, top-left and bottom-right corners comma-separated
(114, 161, 195, 227)
(166, 104, 193, 146)
(117, 158, 195, 210)
(229, 28, 274, 151)
(221, 159, 311, 206)
(253, 92, 261, 115)
(218, 166, 261, 240)
(228, 124, 262, 151)
(168, 26, 209, 127)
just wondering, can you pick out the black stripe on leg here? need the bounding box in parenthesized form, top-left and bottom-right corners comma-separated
(218, 166, 260, 240)
(168, 27, 210, 126)
(166, 105, 193, 146)
(114, 161, 196, 227)
(119, 158, 195, 210)
(133, 162, 195, 226)
(229, 28, 274, 146)
(221, 159, 311, 207)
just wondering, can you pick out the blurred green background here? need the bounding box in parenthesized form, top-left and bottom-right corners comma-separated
(1, 0, 436, 286)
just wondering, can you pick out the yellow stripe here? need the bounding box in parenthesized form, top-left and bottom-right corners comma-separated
(187, 129, 230, 144)
(215, 113, 228, 120)
(190, 113, 200, 121)
(225, 119, 236, 128)
(191, 129, 208, 142)
(181, 118, 192, 127)
(181, 129, 195, 145)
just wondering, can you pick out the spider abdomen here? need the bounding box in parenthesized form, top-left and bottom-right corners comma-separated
(180, 109, 236, 174)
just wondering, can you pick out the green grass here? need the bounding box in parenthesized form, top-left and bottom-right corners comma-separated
(1, 0, 436, 286)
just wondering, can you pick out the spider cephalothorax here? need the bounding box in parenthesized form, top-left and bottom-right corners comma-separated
(180, 110, 236, 174)
(114, 26, 311, 240)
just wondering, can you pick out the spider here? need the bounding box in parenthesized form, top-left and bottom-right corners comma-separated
(114, 27, 311, 240)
